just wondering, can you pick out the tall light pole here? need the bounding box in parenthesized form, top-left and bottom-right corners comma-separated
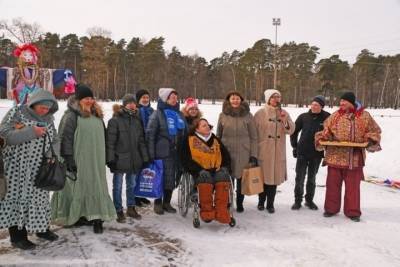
(272, 18, 281, 89)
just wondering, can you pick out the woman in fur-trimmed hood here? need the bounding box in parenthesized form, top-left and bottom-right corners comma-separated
(51, 84, 116, 234)
(216, 91, 258, 213)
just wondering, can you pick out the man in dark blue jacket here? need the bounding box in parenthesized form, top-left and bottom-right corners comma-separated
(290, 95, 330, 210)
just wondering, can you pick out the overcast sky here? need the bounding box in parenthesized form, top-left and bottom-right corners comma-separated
(1, 0, 400, 63)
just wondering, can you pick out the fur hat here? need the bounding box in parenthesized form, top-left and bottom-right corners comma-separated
(75, 84, 94, 100)
(225, 91, 244, 101)
(312, 95, 325, 108)
(158, 88, 177, 102)
(122, 94, 137, 106)
(136, 89, 150, 102)
(184, 97, 198, 111)
(264, 89, 281, 104)
(340, 92, 356, 107)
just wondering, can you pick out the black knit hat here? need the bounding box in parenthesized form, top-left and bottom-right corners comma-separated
(122, 94, 137, 106)
(75, 84, 94, 100)
(136, 89, 150, 102)
(340, 92, 356, 107)
(225, 91, 244, 101)
(312, 95, 325, 108)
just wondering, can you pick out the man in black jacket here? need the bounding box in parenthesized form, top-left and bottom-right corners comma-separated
(290, 95, 330, 210)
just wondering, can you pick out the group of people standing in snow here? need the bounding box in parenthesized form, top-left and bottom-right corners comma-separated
(0, 84, 382, 250)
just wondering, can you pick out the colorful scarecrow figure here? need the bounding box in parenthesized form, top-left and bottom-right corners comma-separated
(12, 43, 41, 105)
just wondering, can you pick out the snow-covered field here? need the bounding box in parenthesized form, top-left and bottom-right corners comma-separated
(0, 99, 399, 267)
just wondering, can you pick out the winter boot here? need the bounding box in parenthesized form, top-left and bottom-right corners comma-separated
(349, 216, 360, 222)
(36, 229, 59, 241)
(214, 182, 231, 224)
(154, 199, 164, 215)
(291, 201, 302, 210)
(162, 190, 177, 213)
(236, 193, 244, 213)
(116, 211, 126, 223)
(9, 226, 36, 250)
(135, 197, 143, 207)
(93, 220, 103, 234)
(127, 206, 142, 220)
(258, 190, 266, 211)
(197, 183, 215, 222)
(305, 201, 318, 210)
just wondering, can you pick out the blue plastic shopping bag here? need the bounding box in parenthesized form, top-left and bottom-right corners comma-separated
(134, 160, 164, 198)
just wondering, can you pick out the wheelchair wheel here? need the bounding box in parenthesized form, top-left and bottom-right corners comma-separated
(178, 172, 190, 217)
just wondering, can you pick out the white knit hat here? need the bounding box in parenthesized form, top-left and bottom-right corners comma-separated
(264, 89, 281, 104)
(158, 88, 177, 102)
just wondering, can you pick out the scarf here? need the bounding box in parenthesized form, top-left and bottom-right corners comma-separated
(163, 109, 185, 136)
(139, 105, 153, 129)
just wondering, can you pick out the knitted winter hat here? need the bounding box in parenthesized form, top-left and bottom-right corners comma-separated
(264, 89, 281, 104)
(184, 97, 198, 111)
(158, 88, 177, 102)
(312, 95, 326, 108)
(122, 94, 137, 106)
(225, 91, 244, 101)
(136, 89, 150, 102)
(75, 84, 94, 100)
(340, 92, 356, 107)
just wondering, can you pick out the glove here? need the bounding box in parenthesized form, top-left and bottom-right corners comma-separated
(64, 155, 77, 172)
(292, 148, 297, 158)
(198, 169, 212, 183)
(107, 161, 116, 171)
(249, 156, 258, 167)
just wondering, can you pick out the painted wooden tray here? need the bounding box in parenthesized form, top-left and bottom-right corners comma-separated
(320, 141, 368, 148)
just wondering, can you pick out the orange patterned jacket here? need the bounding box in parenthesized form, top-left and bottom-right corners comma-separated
(315, 107, 381, 170)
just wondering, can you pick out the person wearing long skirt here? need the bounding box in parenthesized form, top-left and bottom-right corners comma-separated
(51, 84, 116, 234)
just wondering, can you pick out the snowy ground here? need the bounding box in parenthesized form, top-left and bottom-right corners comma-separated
(0, 99, 399, 267)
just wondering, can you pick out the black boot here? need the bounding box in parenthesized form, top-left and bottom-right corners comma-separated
(154, 198, 164, 215)
(236, 194, 244, 213)
(9, 226, 36, 250)
(236, 178, 244, 213)
(135, 197, 143, 207)
(258, 187, 267, 211)
(162, 190, 177, 213)
(305, 200, 318, 210)
(291, 201, 302, 210)
(266, 185, 277, 214)
(93, 220, 103, 234)
(36, 229, 59, 241)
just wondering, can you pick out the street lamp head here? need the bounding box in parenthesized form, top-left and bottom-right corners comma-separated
(272, 18, 281, 26)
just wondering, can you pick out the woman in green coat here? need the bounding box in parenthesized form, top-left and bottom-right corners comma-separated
(51, 84, 116, 234)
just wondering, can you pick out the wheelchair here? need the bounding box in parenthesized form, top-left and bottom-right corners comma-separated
(177, 172, 236, 228)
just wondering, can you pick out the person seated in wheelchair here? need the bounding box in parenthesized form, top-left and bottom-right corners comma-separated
(181, 118, 232, 224)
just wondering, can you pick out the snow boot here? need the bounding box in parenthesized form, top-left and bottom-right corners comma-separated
(197, 183, 215, 222)
(36, 229, 59, 241)
(305, 201, 318, 210)
(93, 220, 103, 234)
(116, 211, 126, 223)
(162, 190, 177, 213)
(214, 182, 231, 224)
(9, 226, 36, 250)
(127, 206, 142, 220)
(236, 193, 244, 213)
(154, 199, 164, 215)
(291, 201, 302, 210)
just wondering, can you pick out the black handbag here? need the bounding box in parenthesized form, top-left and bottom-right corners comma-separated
(34, 132, 76, 191)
